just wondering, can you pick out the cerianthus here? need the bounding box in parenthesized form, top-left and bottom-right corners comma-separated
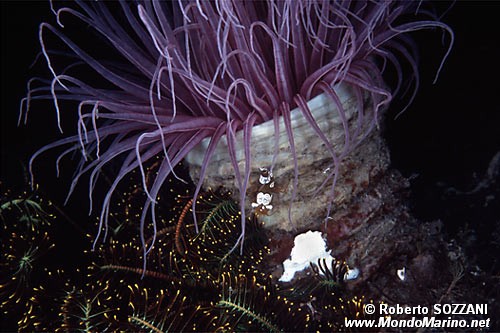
(22, 1, 453, 266)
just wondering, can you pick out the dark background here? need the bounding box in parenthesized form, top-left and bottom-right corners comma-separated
(1, 1, 499, 266)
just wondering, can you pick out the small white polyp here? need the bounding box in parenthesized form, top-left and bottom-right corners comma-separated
(344, 267, 360, 281)
(279, 230, 334, 282)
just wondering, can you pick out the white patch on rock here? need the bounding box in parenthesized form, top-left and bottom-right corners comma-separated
(397, 267, 406, 281)
(344, 267, 360, 281)
(279, 230, 334, 282)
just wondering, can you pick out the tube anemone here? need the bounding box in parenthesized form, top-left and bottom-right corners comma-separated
(22, 1, 452, 264)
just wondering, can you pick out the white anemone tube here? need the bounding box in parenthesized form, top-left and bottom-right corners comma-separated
(186, 82, 389, 233)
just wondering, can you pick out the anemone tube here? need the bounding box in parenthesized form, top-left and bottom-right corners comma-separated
(22, 1, 453, 271)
